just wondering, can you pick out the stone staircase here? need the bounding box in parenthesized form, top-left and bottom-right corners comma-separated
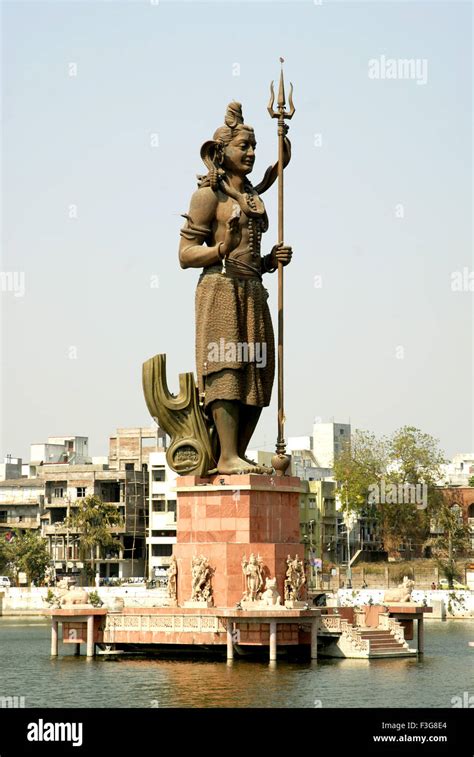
(359, 628, 412, 657)
(319, 613, 416, 658)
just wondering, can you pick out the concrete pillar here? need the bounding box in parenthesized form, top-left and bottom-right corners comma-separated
(269, 621, 277, 662)
(417, 616, 424, 655)
(86, 615, 95, 658)
(51, 619, 58, 656)
(310, 619, 318, 660)
(226, 620, 234, 661)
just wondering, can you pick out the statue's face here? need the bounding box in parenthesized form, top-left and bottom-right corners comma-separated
(223, 129, 256, 175)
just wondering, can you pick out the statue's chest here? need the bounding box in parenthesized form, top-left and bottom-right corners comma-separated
(217, 193, 267, 227)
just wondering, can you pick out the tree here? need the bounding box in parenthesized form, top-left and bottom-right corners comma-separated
(424, 488, 471, 587)
(333, 429, 388, 512)
(468, 475, 474, 487)
(67, 495, 124, 582)
(382, 427, 447, 558)
(333, 425, 448, 559)
(388, 426, 446, 487)
(0, 535, 13, 574)
(7, 530, 50, 585)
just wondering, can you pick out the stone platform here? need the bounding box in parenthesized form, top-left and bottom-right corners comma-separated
(173, 474, 304, 607)
(45, 605, 320, 661)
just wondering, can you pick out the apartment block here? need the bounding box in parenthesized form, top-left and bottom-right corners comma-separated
(147, 451, 178, 580)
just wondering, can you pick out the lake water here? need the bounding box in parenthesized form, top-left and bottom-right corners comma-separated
(0, 618, 472, 708)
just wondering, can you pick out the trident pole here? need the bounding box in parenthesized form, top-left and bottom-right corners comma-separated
(268, 59, 295, 476)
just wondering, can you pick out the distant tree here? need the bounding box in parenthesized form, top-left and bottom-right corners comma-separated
(388, 426, 446, 487)
(67, 495, 123, 581)
(468, 475, 474, 487)
(0, 535, 13, 574)
(8, 530, 50, 585)
(333, 429, 388, 511)
(380, 427, 446, 558)
(334, 425, 447, 559)
(424, 488, 471, 587)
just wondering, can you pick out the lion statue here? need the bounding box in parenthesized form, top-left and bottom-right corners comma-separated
(60, 588, 91, 607)
(260, 577, 282, 607)
(384, 575, 414, 603)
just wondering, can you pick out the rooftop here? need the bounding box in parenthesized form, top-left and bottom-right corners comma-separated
(0, 478, 45, 488)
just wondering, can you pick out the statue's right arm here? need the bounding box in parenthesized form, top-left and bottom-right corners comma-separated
(179, 188, 220, 269)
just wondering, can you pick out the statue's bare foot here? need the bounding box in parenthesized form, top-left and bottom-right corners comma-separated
(217, 456, 265, 475)
(241, 456, 273, 475)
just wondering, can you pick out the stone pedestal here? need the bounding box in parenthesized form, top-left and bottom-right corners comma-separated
(174, 474, 303, 608)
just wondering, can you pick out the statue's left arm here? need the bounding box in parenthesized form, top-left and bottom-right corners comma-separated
(253, 134, 291, 195)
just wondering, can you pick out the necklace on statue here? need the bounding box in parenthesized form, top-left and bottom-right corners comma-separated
(245, 193, 263, 257)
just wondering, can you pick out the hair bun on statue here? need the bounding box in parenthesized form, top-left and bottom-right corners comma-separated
(212, 102, 253, 145)
(224, 102, 244, 129)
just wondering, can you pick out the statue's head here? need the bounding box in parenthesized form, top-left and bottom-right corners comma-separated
(200, 102, 256, 188)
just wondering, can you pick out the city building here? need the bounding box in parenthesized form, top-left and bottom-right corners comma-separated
(39, 462, 147, 582)
(147, 451, 178, 580)
(0, 455, 23, 481)
(288, 420, 350, 471)
(29, 436, 91, 476)
(311, 421, 351, 468)
(439, 453, 474, 487)
(108, 426, 166, 472)
(0, 478, 45, 539)
(299, 479, 338, 585)
(289, 448, 332, 481)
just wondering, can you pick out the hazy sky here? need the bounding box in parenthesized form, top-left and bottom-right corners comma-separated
(1, 0, 472, 462)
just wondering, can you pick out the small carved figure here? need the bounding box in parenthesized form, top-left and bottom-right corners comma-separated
(167, 555, 178, 600)
(384, 575, 414, 603)
(284, 554, 306, 602)
(260, 577, 282, 607)
(241, 553, 264, 602)
(191, 555, 214, 603)
(60, 588, 90, 607)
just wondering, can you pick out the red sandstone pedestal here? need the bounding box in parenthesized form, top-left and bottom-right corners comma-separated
(173, 474, 304, 608)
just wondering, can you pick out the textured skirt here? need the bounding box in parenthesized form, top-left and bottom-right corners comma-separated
(195, 272, 275, 408)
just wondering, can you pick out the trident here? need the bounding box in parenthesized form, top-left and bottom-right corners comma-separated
(268, 58, 295, 477)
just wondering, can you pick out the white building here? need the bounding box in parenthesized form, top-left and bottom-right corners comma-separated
(147, 451, 178, 580)
(290, 450, 333, 482)
(312, 421, 351, 468)
(439, 453, 474, 487)
(288, 421, 351, 471)
(0, 456, 23, 481)
(287, 436, 312, 453)
(30, 436, 91, 475)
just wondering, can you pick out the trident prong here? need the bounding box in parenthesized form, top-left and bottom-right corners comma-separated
(267, 59, 295, 120)
(287, 82, 295, 119)
(267, 81, 276, 118)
